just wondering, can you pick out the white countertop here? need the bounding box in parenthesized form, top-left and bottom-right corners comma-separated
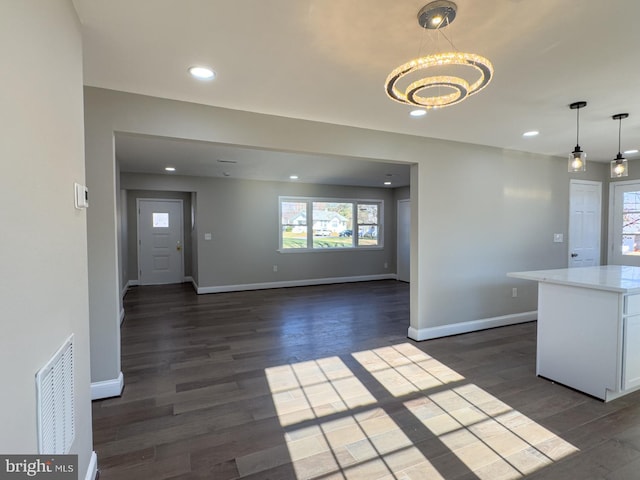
(508, 265, 640, 294)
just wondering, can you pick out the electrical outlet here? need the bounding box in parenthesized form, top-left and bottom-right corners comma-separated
(273, 265, 278, 272)
(512, 287, 518, 298)
(384, 262, 388, 269)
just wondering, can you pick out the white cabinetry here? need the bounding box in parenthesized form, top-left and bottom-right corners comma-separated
(623, 313, 640, 391)
(508, 266, 640, 401)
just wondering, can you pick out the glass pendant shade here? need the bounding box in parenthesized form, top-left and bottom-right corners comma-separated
(569, 147, 586, 172)
(611, 113, 630, 178)
(568, 101, 587, 173)
(611, 155, 628, 178)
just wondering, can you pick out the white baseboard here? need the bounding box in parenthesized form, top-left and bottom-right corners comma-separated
(408, 311, 537, 341)
(91, 372, 124, 400)
(121, 279, 140, 298)
(191, 277, 199, 292)
(119, 307, 125, 325)
(195, 274, 398, 294)
(84, 451, 97, 480)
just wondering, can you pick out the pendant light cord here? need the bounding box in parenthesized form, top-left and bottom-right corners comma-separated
(576, 106, 580, 146)
(618, 117, 622, 154)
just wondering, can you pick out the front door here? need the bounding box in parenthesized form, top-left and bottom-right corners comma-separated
(568, 180, 601, 267)
(137, 199, 184, 285)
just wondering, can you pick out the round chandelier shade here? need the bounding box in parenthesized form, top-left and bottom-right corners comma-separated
(384, 1, 493, 110)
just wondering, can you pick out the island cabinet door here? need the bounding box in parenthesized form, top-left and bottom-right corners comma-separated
(623, 315, 640, 390)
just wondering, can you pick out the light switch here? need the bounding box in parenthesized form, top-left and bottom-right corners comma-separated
(553, 233, 563, 243)
(74, 183, 88, 209)
(204, 233, 212, 241)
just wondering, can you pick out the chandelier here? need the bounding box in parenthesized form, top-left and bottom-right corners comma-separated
(385, 1, 493, 110)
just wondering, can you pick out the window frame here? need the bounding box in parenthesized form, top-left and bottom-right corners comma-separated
(279, 196, 384, 253)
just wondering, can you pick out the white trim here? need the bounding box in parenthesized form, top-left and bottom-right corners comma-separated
(91, 372, 124, 400)
(191, 277, 199, 292)
(84, 451, 98, 480)
(121, 279, 139, 297)
(119, 307, 125, 325)
(196, 274, 397, 294)
(407, 311, 537, 341)
(608, 180, 640, 266)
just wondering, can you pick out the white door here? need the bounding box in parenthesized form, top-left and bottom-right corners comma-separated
(568, 180, 601, 267)
(610, 181, 640, 266)
(397, 199, 410, 282)
(138, 199, 184, 285)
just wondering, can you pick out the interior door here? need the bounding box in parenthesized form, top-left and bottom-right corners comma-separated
(138, 199, 184, 285)
(568, 180, 601, 267)
(610, 181, 640, 266)
(397, 199, 410, 282)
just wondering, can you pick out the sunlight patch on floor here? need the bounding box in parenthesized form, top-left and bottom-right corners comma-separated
(262, 343, 579, 479)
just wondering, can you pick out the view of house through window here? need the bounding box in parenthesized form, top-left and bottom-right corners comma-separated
(280, 197, 382, 250)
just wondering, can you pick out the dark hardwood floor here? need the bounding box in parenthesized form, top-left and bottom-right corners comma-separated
(92, 280, 640, 479)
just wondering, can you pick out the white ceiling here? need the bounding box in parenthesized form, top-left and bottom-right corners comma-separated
(73, 0, 640, 187)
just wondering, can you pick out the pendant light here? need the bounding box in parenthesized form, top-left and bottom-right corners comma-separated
(611, 113, 629, 178)
(568, 101, 587, 172)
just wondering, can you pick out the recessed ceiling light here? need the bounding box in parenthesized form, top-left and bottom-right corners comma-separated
(624, 149, 639, 155)
(523, 130, 539, 137)
(165, 167, 176, 172)
(410, 109, 427, 117)
(384, 181, 392, 186)
(289, 175, 299, 180)
(188, 66, 215, 80)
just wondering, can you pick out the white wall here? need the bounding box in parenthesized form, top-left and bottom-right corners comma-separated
(85, 87, 608, 383)
(0, 0, 94, 477)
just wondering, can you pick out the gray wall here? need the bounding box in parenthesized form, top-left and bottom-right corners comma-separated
(125, 189, 193, 282)
(0, 0, 94, 475)
(414, 148, 608, 330)
(84, 86, 609, 385)
(121, 173, 395, 286)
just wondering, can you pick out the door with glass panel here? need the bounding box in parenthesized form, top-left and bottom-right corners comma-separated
(137, 199, 184, 284)
(610, 182, 640, 266)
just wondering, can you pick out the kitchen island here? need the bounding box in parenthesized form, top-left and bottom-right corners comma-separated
(508, 265, 640, 401)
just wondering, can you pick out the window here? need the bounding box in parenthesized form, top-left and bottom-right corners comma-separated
(280, 197, 383, 251)
(622, 190, 640, 255)
(152, 212, 169, 228)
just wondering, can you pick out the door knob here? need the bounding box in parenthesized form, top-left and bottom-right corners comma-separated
(571, 253, 578, 258)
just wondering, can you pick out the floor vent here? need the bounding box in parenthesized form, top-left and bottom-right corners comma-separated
(36, 334, 75, 454)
